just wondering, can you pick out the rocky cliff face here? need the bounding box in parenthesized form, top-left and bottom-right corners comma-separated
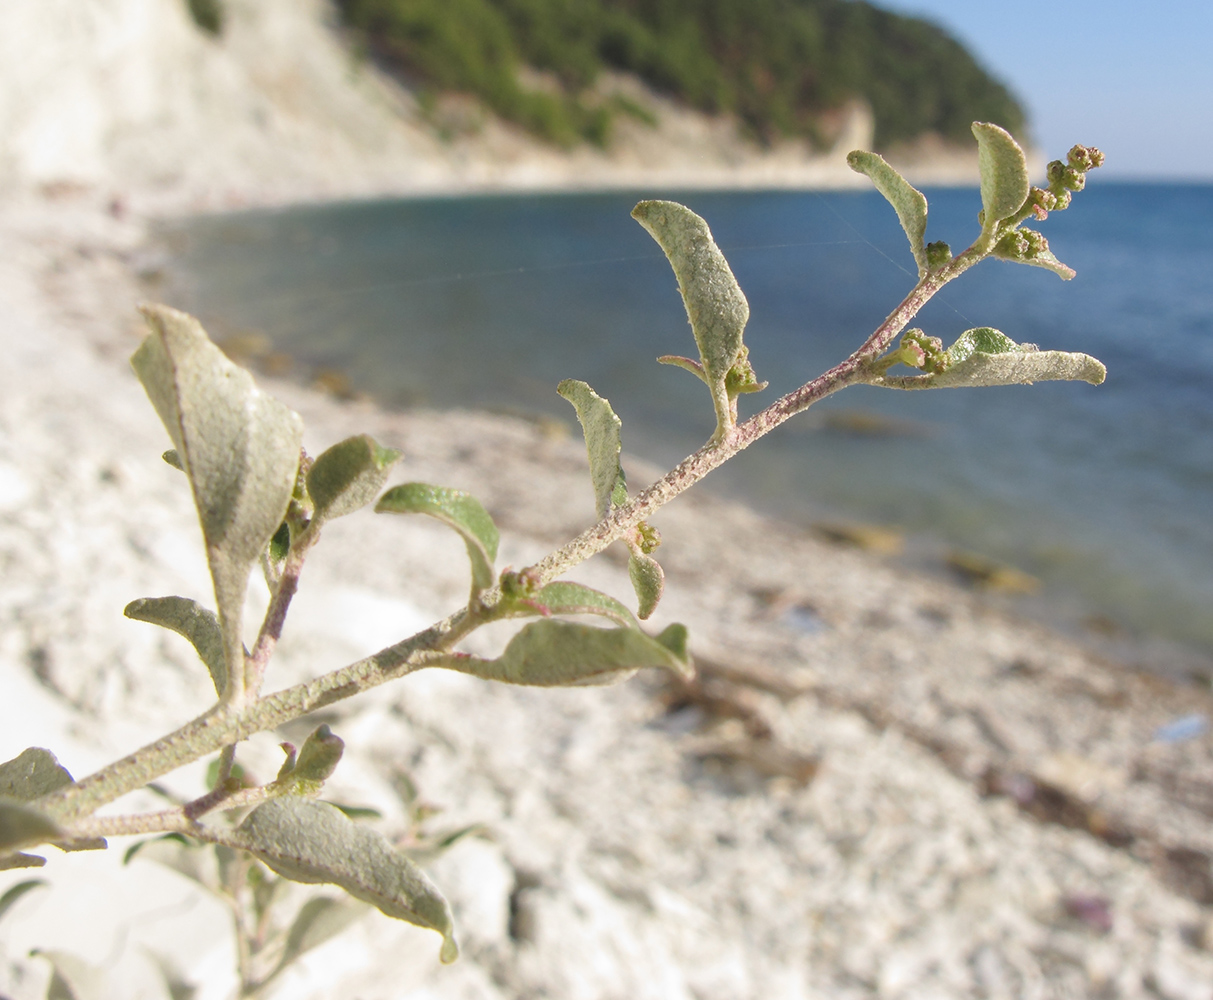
(0, 0, 904, 213)
(0, 0, 461, 209)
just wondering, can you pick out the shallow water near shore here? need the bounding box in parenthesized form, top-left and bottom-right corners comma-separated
(158, 183, 1213, 669)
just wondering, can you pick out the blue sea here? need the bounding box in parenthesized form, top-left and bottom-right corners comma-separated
(157, 183, 1213, 673)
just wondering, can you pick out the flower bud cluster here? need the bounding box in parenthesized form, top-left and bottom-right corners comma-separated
(993, 227, 1051, 263)
(635, 521, 662, 554)
(1044, 144, 1104, 207)
(897, 328, 949, 374)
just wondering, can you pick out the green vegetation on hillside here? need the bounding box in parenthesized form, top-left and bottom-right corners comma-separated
(336, 0, 1024, 150)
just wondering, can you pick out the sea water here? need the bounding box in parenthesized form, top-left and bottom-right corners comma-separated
(158, 184, 1213, 670)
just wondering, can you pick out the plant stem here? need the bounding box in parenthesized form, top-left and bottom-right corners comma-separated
(36, 263, 981, 832)
(65, 783, 277, 839)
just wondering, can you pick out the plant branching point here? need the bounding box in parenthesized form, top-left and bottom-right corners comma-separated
(2, 123, 1107, 974)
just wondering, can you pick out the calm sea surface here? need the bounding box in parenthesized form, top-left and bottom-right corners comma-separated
(158, 184, 1213, 669)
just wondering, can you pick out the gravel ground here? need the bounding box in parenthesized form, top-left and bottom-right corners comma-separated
(0, 188, 1212, 1000)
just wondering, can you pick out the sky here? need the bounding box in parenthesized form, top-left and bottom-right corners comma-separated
(873, 0, 1213, 180)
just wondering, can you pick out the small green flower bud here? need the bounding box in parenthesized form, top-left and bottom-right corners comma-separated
(925, 241, 953, 269)
(1062, 166, 1085, 192)
(636, 521, 662, 555)
(899, 329, 949, 373)
(901, 339, 926, 368)
(500, 567, 541, 599)
(1088, 147, 1106, 168)
(1020, 229, 1049, 258)
(1053, 189, 1072, 210)
(994, 231, 1029, 259)
(1047, 160, 1067, 186)
(1029, 187, 1056, 221)
(1067, 145, 1094, 171)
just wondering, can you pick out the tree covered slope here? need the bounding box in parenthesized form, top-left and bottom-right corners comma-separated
(336, 0, 1025, 150)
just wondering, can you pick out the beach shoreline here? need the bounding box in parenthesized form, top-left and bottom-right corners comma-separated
(1, 3, 1212, 996)
(3, 170, 1213, 997)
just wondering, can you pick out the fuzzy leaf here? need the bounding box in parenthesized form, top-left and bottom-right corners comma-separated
(238, 798, 457, 963)
(846, 150, 929, 274)
(0, 798, 63, 854)
(506, 581, 639, 628)
(131, 305, 304, 698)
(874, 332, 1106, 390)
(273, 896, 367, 979)
(628, 549, 665, 620)
(308, 434, 402, 523)
(632, 200, 751, 432)
(375, 483, 499, 594)
(124, 596, 227, 697)
(440, 619, 692, 687)
(0, 747, 73, 800)
(556, 379, 627, 519)
(972, 122, 1030, 227)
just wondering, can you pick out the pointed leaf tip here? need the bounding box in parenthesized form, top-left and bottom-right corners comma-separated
(376, 483, 498, 594)
(972, 123, 1030, 227)
(847, 150, 929, 273)
(557, 380, 627, 520)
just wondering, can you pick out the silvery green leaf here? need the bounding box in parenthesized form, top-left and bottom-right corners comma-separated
(375, 483, 499, 595)
(0, 798, 63, 854)
(237, 798, 457, 963)
(0, 878, 46, 922)
(632, 200, 751, 433)
(124, 596, 227, 697)
(271, 896, 367, 981)
(0, 852, 46, 870)
(131, 305, 304, 699)
(31, 950, 110, 1000)
(874, 344, 1106, 390)
(440, 619, 692, 687)
(308, 434, 402, 523)
(0, 747, 73, 799)
(0, 749, 101, 853)
(972, 122, 1030, 227)
(506, 581, 639, 629)
(846, 150, 929, 274)
(628, 549, 665, 620)
(556, 379, 627, 519)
